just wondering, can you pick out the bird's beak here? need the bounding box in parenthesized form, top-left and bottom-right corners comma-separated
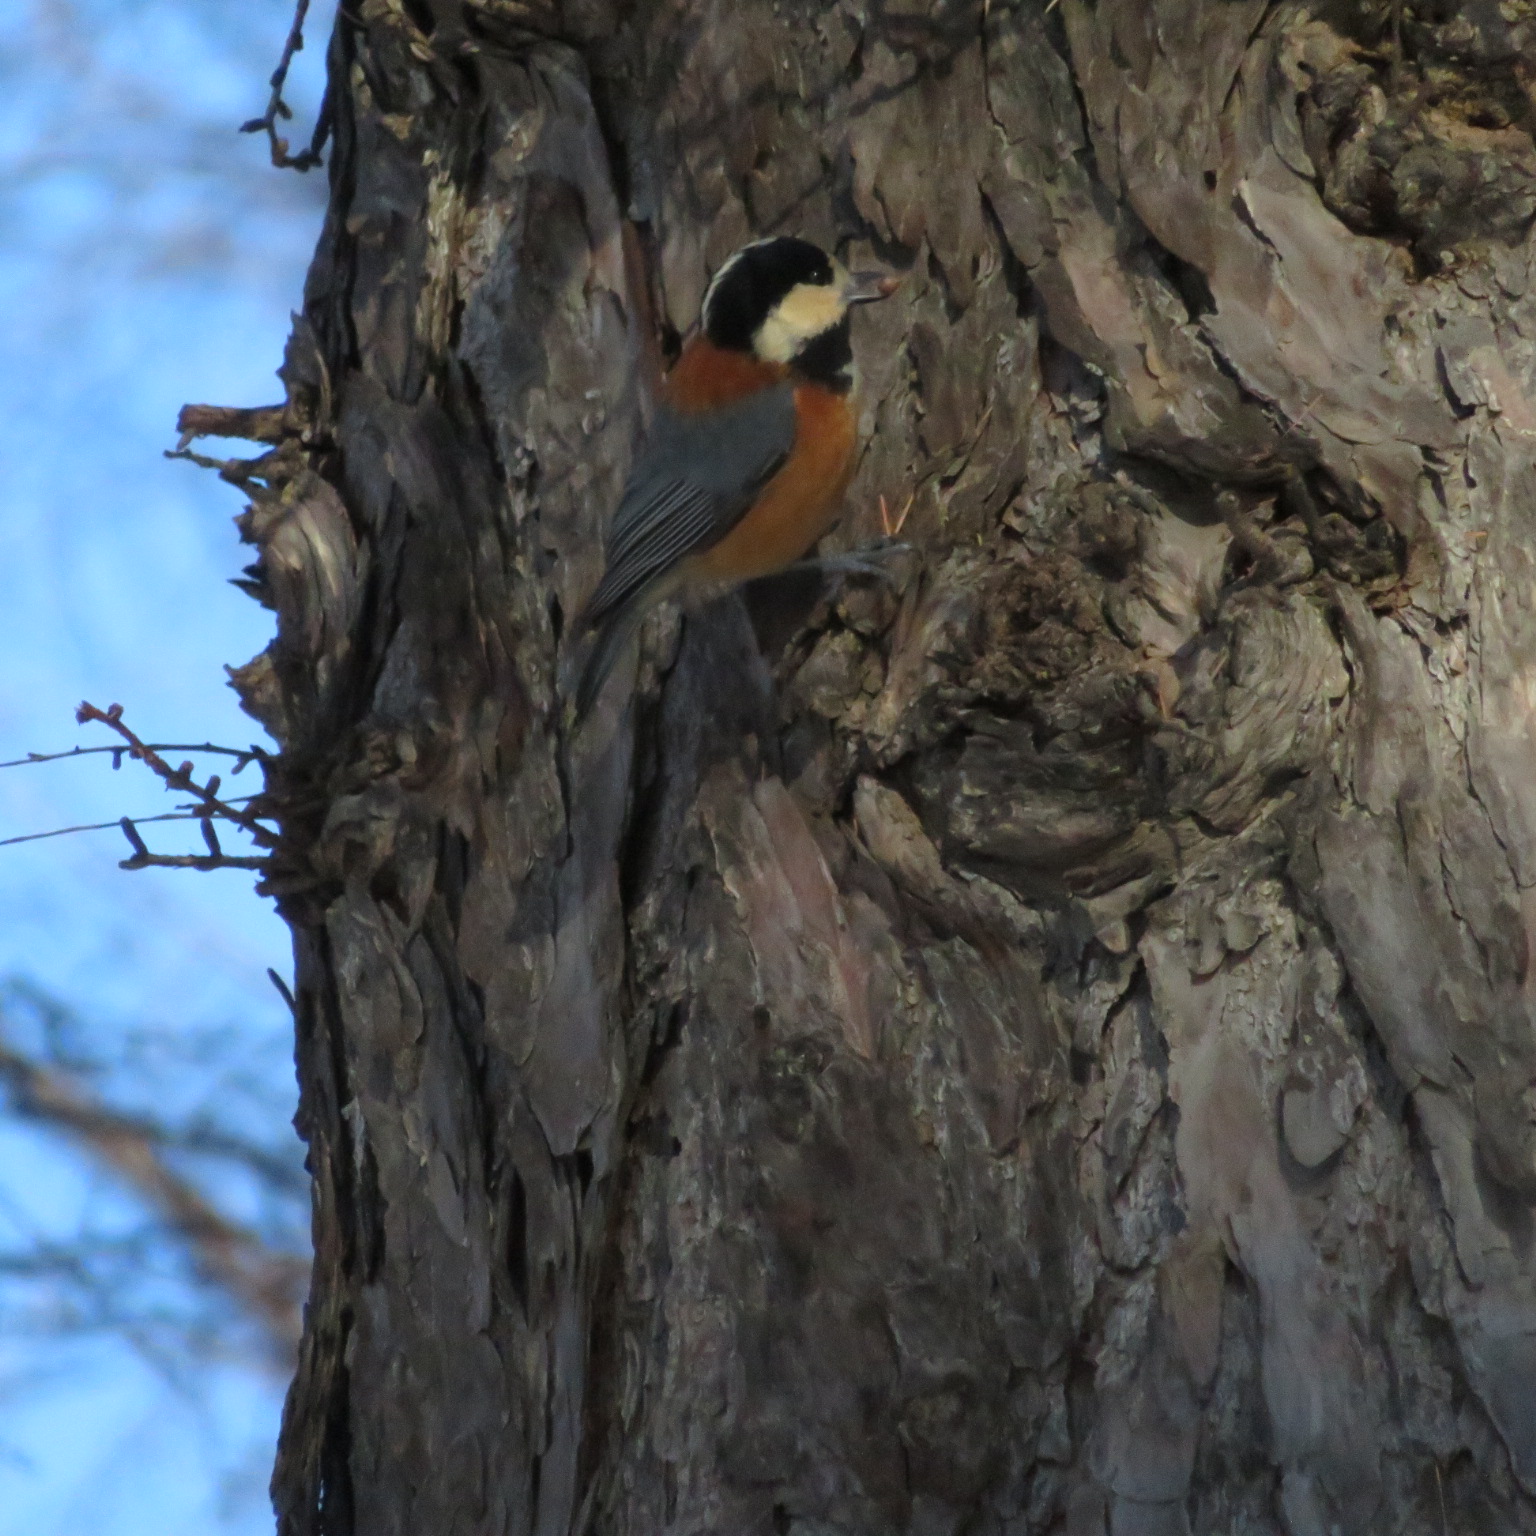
(846, 270, 900, 304)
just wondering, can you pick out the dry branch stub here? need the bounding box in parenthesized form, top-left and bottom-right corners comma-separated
(201, 0, 1536, 1531)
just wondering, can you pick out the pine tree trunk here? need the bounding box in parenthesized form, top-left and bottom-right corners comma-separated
(234, 2, 1536, 1531)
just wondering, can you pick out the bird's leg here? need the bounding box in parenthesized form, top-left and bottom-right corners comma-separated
(803, 489, 918, 583)
(778, 538, 913, 587)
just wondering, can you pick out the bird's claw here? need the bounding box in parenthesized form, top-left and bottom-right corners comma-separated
(790, 541, 913, 587)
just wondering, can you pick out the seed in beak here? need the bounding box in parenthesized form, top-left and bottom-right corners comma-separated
(847, 270, 900, 304)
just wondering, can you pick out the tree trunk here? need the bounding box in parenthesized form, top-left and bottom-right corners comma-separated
(229, 1, 1536, 1530)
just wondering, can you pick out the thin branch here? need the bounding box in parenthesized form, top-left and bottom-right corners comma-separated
(239, 0, 331, 172)
(175, 402, 288, 450)
(879, 492, 916, 539)
(118, 848, 267, 874)
(0, 805, 257, 851)
(162, 443, 282, 490)
(114, 808, 270, 871)
(1, 704, 276, 873)
(75, 702, 278, 849)
(267, 969, 298, 1016)
(0, 742, 265, 772)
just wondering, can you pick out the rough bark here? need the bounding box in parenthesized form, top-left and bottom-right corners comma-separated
(218, 1, 1536, 1531)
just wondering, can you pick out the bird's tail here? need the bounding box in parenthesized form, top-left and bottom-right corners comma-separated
(570, 597, 645, 723)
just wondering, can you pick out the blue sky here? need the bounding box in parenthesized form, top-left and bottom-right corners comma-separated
(0, 2, 331, 1530)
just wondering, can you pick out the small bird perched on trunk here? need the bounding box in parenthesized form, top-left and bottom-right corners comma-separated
(570, 235, 898, 719)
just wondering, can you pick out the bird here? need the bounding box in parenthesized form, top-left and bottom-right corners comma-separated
(569, 235, 899, 720)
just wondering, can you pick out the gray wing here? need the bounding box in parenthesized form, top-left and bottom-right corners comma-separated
(580, 383, 797, 628)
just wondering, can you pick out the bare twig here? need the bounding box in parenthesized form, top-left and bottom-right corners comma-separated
(879, 492, 916, 539)
(162, 443, 281, 490)
(0, 742, 264, 772)
(75, 702, 277, 849)
(115, 829, 267, 874)
(175, 402, 288, 450)
(0, 804, 257, 851)
(1, 704, 281, 871)
(267, 969, 298, 1015)
(239, 0, 331, 172)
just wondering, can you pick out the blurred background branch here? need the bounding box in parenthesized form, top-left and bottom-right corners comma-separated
(0, 991, 307, 1366)
(0, 978, 308, 1370)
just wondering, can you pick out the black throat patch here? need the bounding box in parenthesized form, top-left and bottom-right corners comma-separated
(791, 316, 853, 392)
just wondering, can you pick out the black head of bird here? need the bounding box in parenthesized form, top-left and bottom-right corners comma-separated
(700, 235, 899, 382)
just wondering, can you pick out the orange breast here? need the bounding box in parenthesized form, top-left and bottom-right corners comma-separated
(688, 383, 859, 587)
(666, 339, 786, 413)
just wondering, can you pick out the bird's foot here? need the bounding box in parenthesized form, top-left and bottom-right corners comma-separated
(786, 540, 913, 587)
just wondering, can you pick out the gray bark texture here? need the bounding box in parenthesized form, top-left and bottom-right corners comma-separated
(221, 0, 1536, 1531)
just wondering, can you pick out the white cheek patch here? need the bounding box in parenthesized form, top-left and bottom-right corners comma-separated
(755, 283, 848, 362)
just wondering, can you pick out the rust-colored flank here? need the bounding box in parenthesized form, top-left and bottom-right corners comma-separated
(665, 337, 787, 414)
(688, 382, 857, 585)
